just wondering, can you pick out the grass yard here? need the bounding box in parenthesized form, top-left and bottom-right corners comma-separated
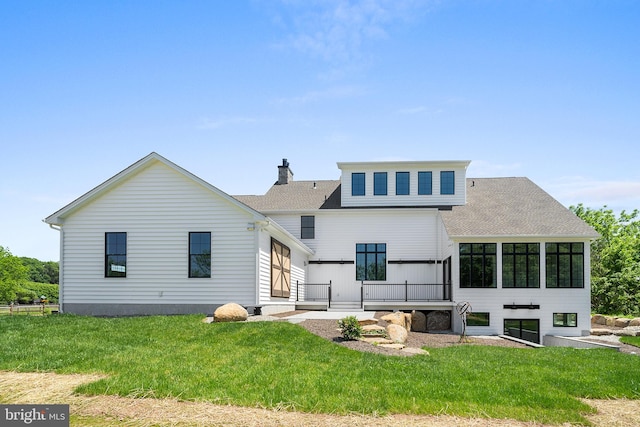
(0, 315, 639, 425)
(620, 336, 640, 348)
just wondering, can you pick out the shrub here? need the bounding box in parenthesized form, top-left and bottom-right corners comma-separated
(22, 282, 59, 304)
(338, 316, 362, 341)
(15, 288, 38, 304)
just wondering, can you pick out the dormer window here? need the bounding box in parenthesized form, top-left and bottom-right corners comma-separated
(440, 171, 455, 195)
(418, 171, 432, 195)
(374, 172, 387, 195)
(352, 173, 365, 196)
(396, 172, 410, 195)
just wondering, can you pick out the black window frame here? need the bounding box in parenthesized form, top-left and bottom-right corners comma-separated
(301, 215, 315, 239)
(189, 232, 211, 278)
(105, 232, 127, 278)
(553, 313, 577, 327)
(395, 171, 410, 195)
(418, 171, 432, 195)
(502, 243, 540, 288)
(440, 171, 455, 195)
(467, 312, 490, 326)
(459, 243, 497, 288)
(352, 173, 365, 196)
(504, 319, 540, 344)
(373, 172, 387, 195)
(545, 242, 584, 288)
(356, 243, 386, 281)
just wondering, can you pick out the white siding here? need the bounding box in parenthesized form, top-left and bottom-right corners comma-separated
(61, 162, 258, 306)
(339, 163, 468, 207)
(451, 239, 592, 339)
(270, 209, 445, 302)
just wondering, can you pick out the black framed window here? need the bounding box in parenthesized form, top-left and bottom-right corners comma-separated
(440, 171, 455, 195)
(459, 243, 496, 288)
(418, 171, 432, 195)
(504, 319, 540, 343)
(356, 243, 386, 281)
(396, 172, 410, 195)
(189, 232, 211, 278)
(374, 172, 387, 195)
(545, 243, 584, 288)
(301, 215, 315, 239)
(467, 312, 490, 326)
(105, 232, 127, 277)
(553, 313, 577, 327)
(502, 243, 540, 288)
(352, 173, 365, 196)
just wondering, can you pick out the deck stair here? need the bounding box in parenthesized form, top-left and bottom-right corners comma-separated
(327, 301, 363, 311)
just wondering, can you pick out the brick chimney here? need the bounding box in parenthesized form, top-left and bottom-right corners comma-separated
(277, 158, 293, 185)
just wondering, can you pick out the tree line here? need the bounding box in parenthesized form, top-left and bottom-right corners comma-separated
(0, 246, 59, 304)
(571, 205, 640, 316)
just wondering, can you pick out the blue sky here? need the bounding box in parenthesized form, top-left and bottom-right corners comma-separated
(1, 0, 639, 261)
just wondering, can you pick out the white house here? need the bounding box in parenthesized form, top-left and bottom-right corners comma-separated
(45, 153, 598, 342)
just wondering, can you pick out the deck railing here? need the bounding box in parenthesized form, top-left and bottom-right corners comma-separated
(296, 280, 451, 306)
(361, 281, 452, 302)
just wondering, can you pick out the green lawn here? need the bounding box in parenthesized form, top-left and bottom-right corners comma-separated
(621, 336, 640, 348)
(1, 315, 639, 425)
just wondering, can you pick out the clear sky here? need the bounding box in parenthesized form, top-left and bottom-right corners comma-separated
(1, 0, 639, 261)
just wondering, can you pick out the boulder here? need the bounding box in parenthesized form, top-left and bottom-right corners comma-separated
(381, 312, 407, 329)
(386, 324, 408, 343)
(404, 313, 412, 332)
(427, 311, 451, 331)
(591, 314, 607, 325)
(615, 318, 631, 328)
(605, 316, 616, 327)
(630, 318, 640, 327)
(213, 303, 248, 322)
(590, 328, 613, 336)
(358, 318, 379, 327)
(379, 343, 405, 350)
(411, 310, 427, 332)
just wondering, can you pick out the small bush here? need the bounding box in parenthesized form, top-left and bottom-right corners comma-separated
(22, 282, 59, 303)
(338, 316, 362, 341)
(15, 288, 38, 304)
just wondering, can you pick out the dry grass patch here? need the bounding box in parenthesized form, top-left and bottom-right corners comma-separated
(2, 371, 639, 427)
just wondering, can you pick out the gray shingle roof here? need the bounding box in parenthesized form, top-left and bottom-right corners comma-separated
(441, 177, 599, 238)
(233, 180, 341, 211)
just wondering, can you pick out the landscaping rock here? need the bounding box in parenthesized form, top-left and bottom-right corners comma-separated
(591, 328, 613, 336)
(402, 347, 430, 356)
(362, 324, 386, 335)
(615, 318, 631, 328)
(381, 312, 408, 329)
(379, 343, 405, 350)
(360, 337, 394, 345)
(213, 303, 248, 322)
(387, 324, 408, 343)
(630, 318, 640, 327)
(358, 318, 379, 327)
(591, 314, 607, 325)
(615, 329, 640, 337)
(427, 311, 451, 331)
(411, 310, 427, 332)
(605, 316, 616, 327)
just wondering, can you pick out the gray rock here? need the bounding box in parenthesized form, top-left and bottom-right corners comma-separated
(411, 310, 427, 332)
(427, 310, 451, 331)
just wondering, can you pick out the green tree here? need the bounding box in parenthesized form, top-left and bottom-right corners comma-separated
(0, 246, 29, 304)
(571, 204, 640, 315)
(19, 257, 59, 284)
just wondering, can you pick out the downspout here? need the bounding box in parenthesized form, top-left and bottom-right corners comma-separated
(47, 223, 64, 313)
(252, 221, 261, 308)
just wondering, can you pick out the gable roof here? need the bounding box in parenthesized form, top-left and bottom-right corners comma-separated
(234, 180, 342, 211)
(441, 177, 599, 239)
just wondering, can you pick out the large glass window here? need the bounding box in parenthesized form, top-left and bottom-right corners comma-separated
(105, 232, 127, 277)
(352, 173, 365, 196)
(418, 171, 432, 195)
(440, 171, 455, 195)
(504, 319, 540, 343)
(301, 215, 315, 239)
(271, 239, 291, 298)
(459, 243, 496, 288)
(374, 172, 387, 195)
(189, 232, 211, 278)
(545, 243, 584, 288)
(356, 243, 386, 281)
(396, 172, 410, 195)
(502, 243, 540, 288)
